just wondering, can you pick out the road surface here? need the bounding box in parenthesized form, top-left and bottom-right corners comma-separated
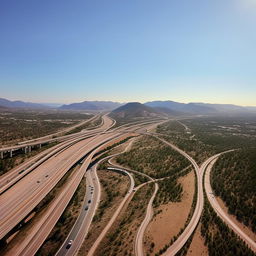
(87, 157, 135, 256)
(204, 157, 256, 253)
(0, 117, 169, 255)
(55, 164, 100, 256)
(0, 114, 114, 158)
(0, 117, 116, 240)
(147, 135, 201, 256)
(3, 132, 127, 256)
(0, 114, 114, 194)
(135, 181, 158, 256)
(55, 136, 134, 256)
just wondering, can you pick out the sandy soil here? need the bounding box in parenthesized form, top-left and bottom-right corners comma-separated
(94, 183, 153, 256)
(186, 223, 208, 256)
(216, 197, 256, 242)
(144, 171, 195, 255)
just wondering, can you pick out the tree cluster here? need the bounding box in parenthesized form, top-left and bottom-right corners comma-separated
(212, 149, 256, 232)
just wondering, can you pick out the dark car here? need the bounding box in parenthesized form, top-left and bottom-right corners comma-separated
(66, 240, 73, 249)
(88, 200, 91, 204)
(85, 206, 89, 210)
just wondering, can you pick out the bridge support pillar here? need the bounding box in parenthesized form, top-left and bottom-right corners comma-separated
(24, 147, 28, 154)
(10, 150, 13, 158)
(0, 151, 3, 159)
(28, 146, 31, 153)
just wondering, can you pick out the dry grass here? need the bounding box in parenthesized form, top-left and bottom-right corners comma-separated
(94, 183, 154, 256)
(216, 197, 256, 242)
(144, 171, 195, 255)
(78, 170, 129, 256)
(186, 223, 208, 256)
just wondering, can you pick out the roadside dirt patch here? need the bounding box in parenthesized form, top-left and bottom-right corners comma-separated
(78, 170, 129, 256)
(186, 222, 208, 256)
(216, 197, 256, 242)
(144, 171, 195, 255)
(94, 183, 153, 256)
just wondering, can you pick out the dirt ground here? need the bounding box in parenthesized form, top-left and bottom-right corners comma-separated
(144, 171, 195, 255)
(78, 170, 129, 256)
(216, 197, 256, 242)
(186, 222, 208, 256)
(94, 183, 153, 256)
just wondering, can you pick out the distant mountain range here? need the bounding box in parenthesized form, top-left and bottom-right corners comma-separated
(144, 101, 255, 115)
(0, 98, 122, 111)
(59, 101, 122, 111)
(0, 98, 256, 116)
(0, 98, 49, 109)
(145, 101, 214, 114)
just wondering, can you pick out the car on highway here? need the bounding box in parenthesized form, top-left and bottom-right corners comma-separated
(66, 240, 73, 249)
(85, 206, 89, 210)
(18, 169, 25, 174)
(88, 200, 91, 204)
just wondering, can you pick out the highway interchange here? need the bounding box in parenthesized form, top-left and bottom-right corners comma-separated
(0, 114, 255, 255)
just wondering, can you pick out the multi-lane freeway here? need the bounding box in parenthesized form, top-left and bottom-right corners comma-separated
(0, 115, 167, 256)
(1, 114, 254, 256)
(0, 116, 115, 243)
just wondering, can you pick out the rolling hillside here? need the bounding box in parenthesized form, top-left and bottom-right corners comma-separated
(110, 102, 162, 119)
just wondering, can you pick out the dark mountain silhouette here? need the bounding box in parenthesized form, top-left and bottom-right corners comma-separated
(110, 102, 162, 119)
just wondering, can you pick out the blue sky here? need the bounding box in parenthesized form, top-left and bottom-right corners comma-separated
(0, 0, 256, 105)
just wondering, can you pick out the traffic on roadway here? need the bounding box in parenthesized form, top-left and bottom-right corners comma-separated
(0, 114, 252, 256)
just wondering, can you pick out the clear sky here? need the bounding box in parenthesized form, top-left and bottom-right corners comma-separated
(0, 0, 255, 105)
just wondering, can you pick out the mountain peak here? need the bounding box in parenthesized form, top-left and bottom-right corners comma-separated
(110, 102, 162, 119)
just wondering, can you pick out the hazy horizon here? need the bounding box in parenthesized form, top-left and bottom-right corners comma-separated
(1, 0, 256, 106)
(1, 96, 256, 108)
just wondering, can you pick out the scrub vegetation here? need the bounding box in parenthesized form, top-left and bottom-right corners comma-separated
(0, 109, 92, 145)
(156, 115, 256, 163)
(115, 136, 190, 178)
(201, 196, 255, 256)
(0, 142, 58, 176)
(211, 148, 256, 232)
(78, 163, 130, 255)
(156, 120, 215, 163)
(95, 183, 154, 256)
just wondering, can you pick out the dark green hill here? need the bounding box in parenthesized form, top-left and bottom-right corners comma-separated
(110, 102, 162, 119)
